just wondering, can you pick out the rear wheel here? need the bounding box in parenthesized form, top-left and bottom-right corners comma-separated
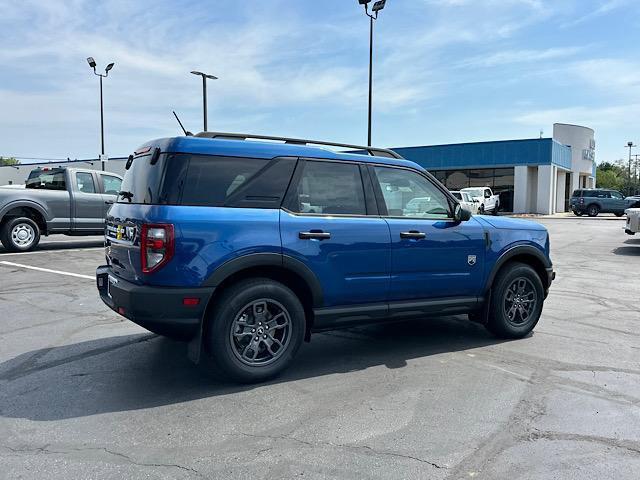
(204, 278, 305, 383)
(486, 262, 544, 338)
(615, 212, 624, 217)
(573, 210, 583, 217)
(492, 204, 499, 215)
(587, 204, 599, 217)
(0, 217, 41, 252)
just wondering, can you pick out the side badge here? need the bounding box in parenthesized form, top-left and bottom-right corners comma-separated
(468, 255, 477, 266)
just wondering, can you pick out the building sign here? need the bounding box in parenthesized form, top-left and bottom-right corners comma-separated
(582, 138, 595, 162)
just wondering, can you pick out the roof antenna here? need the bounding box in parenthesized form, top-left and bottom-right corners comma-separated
(173, 111, 193, 136)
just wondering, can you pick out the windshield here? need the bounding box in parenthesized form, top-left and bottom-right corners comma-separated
(25, 169, 66, 190)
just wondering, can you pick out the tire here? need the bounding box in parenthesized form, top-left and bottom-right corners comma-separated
(587, 204, 599, 217)
(478, 204, 485, 215)
(0, 217, 41, 252)
(573, 210, 583, 217)
(204, 278, 305, 383)
(485, 262, 544, 339)
(492, 204, 499, 216)
(615, 212, 624, 217)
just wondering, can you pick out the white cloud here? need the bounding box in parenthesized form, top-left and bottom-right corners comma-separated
(457, 46, 584, 68)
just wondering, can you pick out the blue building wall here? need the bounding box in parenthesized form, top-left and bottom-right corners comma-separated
(392, 138, 571, 171)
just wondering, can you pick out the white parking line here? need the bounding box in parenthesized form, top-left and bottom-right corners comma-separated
(0, 247, 104, 257)
(0, 261, 94, 280)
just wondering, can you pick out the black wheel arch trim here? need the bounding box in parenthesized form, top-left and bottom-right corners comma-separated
(485, 245, 552, 293)
(202, 252, 324, 307)
(0, 200, 50, 225)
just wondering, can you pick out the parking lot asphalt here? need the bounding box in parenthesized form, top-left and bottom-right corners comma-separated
(0, 218, 639, 480)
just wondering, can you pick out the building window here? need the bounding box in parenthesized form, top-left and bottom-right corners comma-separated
(493, 168, 514, 212)
(445, 170, 469, 190)
(468, 169, 494, 188)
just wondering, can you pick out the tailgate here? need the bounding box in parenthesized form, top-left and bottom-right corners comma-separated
(105, 207, 144, 283)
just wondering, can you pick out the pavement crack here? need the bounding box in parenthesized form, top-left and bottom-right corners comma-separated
(231, 433, 447, 469)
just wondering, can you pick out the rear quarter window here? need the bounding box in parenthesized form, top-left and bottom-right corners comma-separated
(161, 154, 297, 208)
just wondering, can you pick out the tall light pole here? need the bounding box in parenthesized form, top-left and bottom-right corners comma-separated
(626, 141, 636, 182)
(87, 57, 114, 171)
(358, 0, 386, 146)
(191, 71, 218, 132)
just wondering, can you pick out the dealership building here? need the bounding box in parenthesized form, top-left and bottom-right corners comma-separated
(392, 123, 596, 214)
(0, 123, 595, 214)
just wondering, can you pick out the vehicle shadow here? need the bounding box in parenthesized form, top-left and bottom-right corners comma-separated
(0, 316, 507, 421)
(624, 238, 640, 245)
(612, 246, 640, 256)
(0, 238, 103, 254)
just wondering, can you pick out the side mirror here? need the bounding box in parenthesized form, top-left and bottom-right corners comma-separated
(454, 203, 472, 222)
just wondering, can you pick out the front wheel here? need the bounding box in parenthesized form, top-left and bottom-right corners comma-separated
(204, 278, 305, 383)
(0, 217, 41, 252)
(485, 262, 544, 338)
(478, 204, 485, 215)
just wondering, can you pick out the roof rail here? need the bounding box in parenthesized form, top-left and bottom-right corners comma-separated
(194, 131, 404, 159)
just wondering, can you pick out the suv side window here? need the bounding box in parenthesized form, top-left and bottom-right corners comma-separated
(287, 160, 366, 215)
(101, 174, 122, 195)
(76, 172, 96, 194)
(611, 191, 624, 199)
(373, 166, 451, 219)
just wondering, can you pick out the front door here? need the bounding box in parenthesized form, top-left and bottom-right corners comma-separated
(369, 165, 485, 301)
(280, 159, 391, 307)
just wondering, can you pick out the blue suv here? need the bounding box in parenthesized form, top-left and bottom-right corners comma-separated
(96, 132, 555, 382)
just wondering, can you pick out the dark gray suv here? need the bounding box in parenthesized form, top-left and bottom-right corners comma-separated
(570, 189, 639, 217)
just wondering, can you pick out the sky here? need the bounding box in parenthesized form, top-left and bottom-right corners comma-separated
(1, 0, 639, 164)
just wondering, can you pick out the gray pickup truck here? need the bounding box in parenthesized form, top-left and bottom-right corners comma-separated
(0, 167, 122, 252)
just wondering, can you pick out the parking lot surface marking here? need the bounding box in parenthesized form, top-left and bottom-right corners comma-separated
(0, 260, 94, 280)
(0, 247, 104, 257)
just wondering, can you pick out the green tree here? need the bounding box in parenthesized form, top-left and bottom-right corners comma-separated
(596, 168, 624, 191)
(0, 156, 20, 166)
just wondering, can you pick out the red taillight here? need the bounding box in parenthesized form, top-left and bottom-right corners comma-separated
(182, 297, 200, 306)
(141, 224, 174, 273)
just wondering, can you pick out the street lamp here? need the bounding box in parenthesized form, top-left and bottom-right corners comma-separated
(87, 57, 115, 171)
(190, 71, 218, 132)
(358, 0, 386, 146)
(626, 141, 636, 181)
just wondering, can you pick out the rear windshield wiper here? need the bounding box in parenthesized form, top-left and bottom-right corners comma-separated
(118, 190, 134, 202)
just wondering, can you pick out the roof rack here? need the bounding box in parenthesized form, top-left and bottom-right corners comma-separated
(194, 131, 404, 159)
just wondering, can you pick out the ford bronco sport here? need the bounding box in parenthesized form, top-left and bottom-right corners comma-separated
(96, 132, 555, 383)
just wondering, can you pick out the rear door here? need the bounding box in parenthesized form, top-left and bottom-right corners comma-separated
(370, 165, 485, 301)
(280, 159, 391, 307)
(72, 171, 104, 231)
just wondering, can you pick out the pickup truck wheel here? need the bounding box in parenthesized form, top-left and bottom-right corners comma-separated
(205, 278, 305, 383)
(587, 204, 600, 217)
(492, 204, 499, 216)
(478, 204, 485, 215)
(1, 217, 41, 252)
(485, 262, 544, 339)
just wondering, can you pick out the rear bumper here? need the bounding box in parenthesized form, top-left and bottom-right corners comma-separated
(96, 265, 214, 340)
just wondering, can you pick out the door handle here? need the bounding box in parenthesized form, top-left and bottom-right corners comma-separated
(400, 230, 426, 239)
(299, 230, 331, 240)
